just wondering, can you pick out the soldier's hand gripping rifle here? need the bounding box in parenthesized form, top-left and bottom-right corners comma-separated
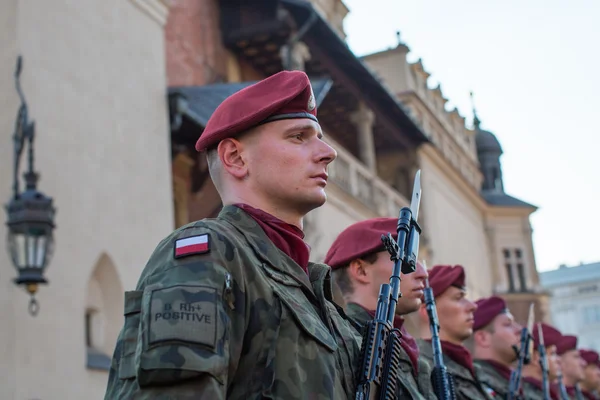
(423, 271, 456, 400)
(354, 170, 422, 400)
(507, 304, 535, 400)
(536, 323, 551, 400)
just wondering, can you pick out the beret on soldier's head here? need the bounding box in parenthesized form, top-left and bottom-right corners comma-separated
(324, 218, 398, 270)
(556, 334, 578, 355)
(532, 323, 563, 348)
(579, 349, 600, 366)
(195, 70, 318, 152)
(427, 265, 466, 297)
(473, 296, 508, 331)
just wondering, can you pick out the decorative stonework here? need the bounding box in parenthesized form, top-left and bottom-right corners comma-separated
(129, 0, 169, 27)
(280, 41, 311, 71)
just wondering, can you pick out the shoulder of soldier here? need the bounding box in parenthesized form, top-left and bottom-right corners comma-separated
(136, 217, 244, 289)
(416, 338, 433, 359)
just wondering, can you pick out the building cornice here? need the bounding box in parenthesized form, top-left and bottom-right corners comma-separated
(129, 0, 169, 27)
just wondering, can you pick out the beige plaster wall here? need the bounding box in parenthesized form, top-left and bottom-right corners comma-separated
(419, 149, 493, 301)
(0, 1, 172, 399)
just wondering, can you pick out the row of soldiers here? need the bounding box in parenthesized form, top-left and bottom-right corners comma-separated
(325, 217, 600, 400)
(103, 70, 599, 399)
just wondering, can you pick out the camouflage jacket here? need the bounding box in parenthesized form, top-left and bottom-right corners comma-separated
(474, 359, 511, 399)
(417, 339, 493, 400)
(345, 303, 436, 400)
(522, 377, 560, 400)
(104, 205, 363, 400)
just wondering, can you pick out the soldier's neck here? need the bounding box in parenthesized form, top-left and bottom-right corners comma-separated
(562, 375, 580, 387)
(222, 195, 304, 229)
(522, 364, 542, 381)
(473, 349, 510, 367)
(579, 381, 593, 392)
(438, 332, 464, 346)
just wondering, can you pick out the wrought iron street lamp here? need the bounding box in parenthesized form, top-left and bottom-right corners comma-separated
(5, 56, 56, 316)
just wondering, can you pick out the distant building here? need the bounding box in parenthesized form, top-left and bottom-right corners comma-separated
(540, 262, 600, 352)
(361, 37, 549, 325)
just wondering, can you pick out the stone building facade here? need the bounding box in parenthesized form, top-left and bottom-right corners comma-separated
(540, 262, 600, 352)
(361, 38, 550, 324)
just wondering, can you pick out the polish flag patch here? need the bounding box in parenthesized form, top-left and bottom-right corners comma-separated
(174, 234, 210, 258)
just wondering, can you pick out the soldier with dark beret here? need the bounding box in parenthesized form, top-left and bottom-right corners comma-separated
(415, 264, 492, 400)
(325, 217, 436, 400)
(104, 71, 363, 399)
(521, 322, 563, 400)
(579, 349, 600, 400)
(557, 335, 587, 399)
(471, 296, 521, 399)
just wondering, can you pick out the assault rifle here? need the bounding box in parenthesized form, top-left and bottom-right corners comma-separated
(423, 272, 456, 400)
(354, 170, 422, 400)
(507, 303, 535, 400)
(556, 372, 569, 400)
(536, 323, 551, 400)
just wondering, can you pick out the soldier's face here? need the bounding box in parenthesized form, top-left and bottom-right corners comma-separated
(490, 312, 521, 363)
(545, 345, 560, 381)
(436, 286, 477, 343)
(368, 253, 428, 315)
(244, 119, 336, 215)
(561, 349, 586, 383)
(583, 364, 600, 389)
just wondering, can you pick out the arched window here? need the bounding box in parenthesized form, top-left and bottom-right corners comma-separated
(85, 253, 124, 371)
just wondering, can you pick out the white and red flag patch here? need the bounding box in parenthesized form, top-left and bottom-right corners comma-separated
(174, 234, 210, 258)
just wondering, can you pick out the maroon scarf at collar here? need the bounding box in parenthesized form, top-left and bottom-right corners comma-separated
(427, 339, 476, 377)
(366, 310, 420, 375)
(581, 390, 597, 400)
(482, 359, 513, 381)
(235, 204, 310, 274)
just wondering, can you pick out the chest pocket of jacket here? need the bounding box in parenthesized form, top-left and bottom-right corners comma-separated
(118, 290, 143, 379)
(263, 265, 337, 352)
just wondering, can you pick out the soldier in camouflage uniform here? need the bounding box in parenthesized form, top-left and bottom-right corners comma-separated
(415, 265, 492, 400)
(579, 349, 600, 400)
(104, 70, 363, 399)
(557, 335, 587, 399)
(325, 218, 436, 400)
(470, 296, 521, 398)
(521, 323, 563, 400)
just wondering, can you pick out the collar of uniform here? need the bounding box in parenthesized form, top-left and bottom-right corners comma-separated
(417, 339, 479, 384)
(218, 205, 313, 289)
(345, 302, 373, 325)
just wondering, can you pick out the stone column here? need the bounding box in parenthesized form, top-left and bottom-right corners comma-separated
(350, 102, 376, 172)
(280, 41, 311, 71)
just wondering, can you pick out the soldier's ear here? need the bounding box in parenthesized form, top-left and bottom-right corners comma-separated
(473, 329, 492, 348)
(219, 138, 248, 179)
(348, 259, 369, 284)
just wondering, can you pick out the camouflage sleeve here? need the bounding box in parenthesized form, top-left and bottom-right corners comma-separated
(104, 225, 246, 399)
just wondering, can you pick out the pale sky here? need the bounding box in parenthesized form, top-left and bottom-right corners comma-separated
(342, 0, 599, 272)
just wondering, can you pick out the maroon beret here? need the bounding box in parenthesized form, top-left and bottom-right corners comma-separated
(532, 323, 563, 348)
(556, 335, 578, 355)
(324, 218, 397, 270)
(195, 70, 318, 152)
(580, 349, 599, 366)
(427, 265, 465, 297)
(473, 296, 508, 331)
